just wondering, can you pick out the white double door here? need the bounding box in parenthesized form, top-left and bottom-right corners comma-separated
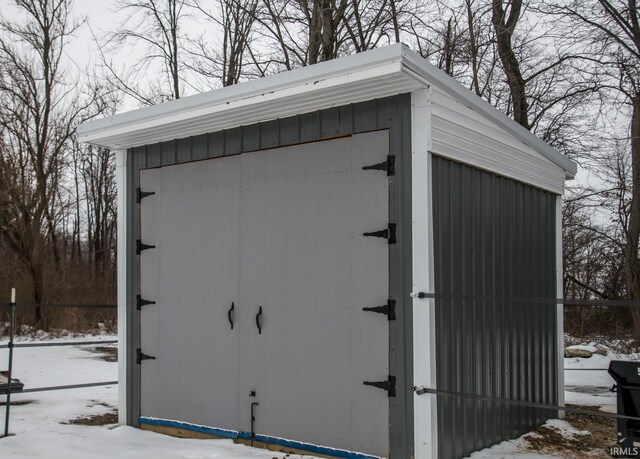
(139, 131, 391, 457)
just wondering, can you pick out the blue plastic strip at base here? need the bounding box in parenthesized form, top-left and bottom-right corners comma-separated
(253, 433, 379, 459)
(138, 417, 380, 459)
(139, 417, 239, 440)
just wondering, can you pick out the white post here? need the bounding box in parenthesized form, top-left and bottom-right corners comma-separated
(411, 88, 438, 459)
(116, 149, 128, 425)
(556, 194, 565, 416)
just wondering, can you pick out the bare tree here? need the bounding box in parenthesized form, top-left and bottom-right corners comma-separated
(101, 0, 187, 104)
(0, 0, 102, 322)
(482, 0, 601, 159)
(187, 0, 259, 87)
(408, 3, 466, 78)
(491, 0, 530, 128)
(306, 0, 349, 64)
(539, 0, 640, 334)
(80, 144, 117, 276)
(341, 0, 404, 52)
(73, 83, 120, 279)
(250, 0, 350, 71)
(403, 1, 497, 85)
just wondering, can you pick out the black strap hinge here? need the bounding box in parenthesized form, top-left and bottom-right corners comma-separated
(363, 155, 395, 176)
(363, 223, 396, 244)
(363, 299, 396, 321)
(136, 348, 156, 364)
(363, 375, 396, 397)
(136, 294, 156, 310)
(136, 239, 156, 255)
(136, 188, 156, 203)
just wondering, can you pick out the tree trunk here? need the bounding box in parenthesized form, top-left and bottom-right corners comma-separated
(466, 0, 481, 96)
(171, 0, 180, 99)
(30, 256, 44, 325)
(321, 0, 334, 62)
(308, 0, 321, 65)
(626, 93, 640, 336)
(443, 17, 454, 76)
(491, 0, 530, 130)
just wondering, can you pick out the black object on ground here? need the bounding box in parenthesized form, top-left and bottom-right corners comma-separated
(0, 372, 24, 394)
(608, 360, 640, 457)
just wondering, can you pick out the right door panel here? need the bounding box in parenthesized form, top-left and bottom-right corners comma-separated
(238, 132, 391, 457)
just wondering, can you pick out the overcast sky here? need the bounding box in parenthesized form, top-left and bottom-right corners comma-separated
(0, 0, 118, 68)
(69, 0, 116, 67)
(0, 0, 592, 184)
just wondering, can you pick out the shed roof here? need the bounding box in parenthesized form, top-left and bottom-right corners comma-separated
(78, 43, 576, 177)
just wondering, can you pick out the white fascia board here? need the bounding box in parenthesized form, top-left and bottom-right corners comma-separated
(78, 44, 413, 148)
(80, 61, 418, 149)
(399, 49, 577, 178)
(79, 42, 576, 179)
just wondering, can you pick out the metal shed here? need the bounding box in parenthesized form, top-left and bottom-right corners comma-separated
(78, 44, 576, 459)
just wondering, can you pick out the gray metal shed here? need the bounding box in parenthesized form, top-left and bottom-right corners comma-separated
(78, 44, 576, 459)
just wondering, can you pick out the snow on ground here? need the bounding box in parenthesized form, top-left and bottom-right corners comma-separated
(466, 420, 592, 459)
(1, 334, 636, 458)
(564, 352, 617, 413)
(0, 334, 316, 458)
(564, 343, 636, 413)
(466, 344, 632, 458)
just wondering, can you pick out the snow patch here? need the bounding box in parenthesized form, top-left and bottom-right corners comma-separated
(0, 335, 317, 458)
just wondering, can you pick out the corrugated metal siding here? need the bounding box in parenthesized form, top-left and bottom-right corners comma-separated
(432, 156, 557, 459)
(430, 88, 565, 195)
(126, 94, 414, 458)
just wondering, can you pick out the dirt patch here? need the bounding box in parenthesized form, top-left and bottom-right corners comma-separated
(66, 410, 118, 426)
(0, 399, 34, 406)
(87, 346, 117, 362)
(86, 401, 112, 408)
(525, 424, 588, 455)
(565, 405, 618, 455)
(523, 405, 616, 457)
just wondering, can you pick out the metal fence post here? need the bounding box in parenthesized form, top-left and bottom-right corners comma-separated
(2, 288, 16, 438)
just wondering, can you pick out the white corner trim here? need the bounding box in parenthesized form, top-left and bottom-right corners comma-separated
(411, 89, 437, 459)
(116, 149, 128, 425)
(556, 195, 565, 416)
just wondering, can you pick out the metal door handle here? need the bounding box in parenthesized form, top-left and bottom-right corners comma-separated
(228, 302, 235, 329)
(256, 306, 263, 334)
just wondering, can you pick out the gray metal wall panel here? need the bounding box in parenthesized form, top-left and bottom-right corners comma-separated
(126, 94, 414, 458)
(208, 131, 224, 157)
(192, 134, 207, 161)
(260, 120, 280, 149)
(388, 95, 413, 456)
(161, 140, 176, 165)
(176, 137, 191, 163)
(320, 107, 340, 137)
(299, 112, 321, 142)
(432, 156, 557, 459)
(241, 124, 260, 151)
(225, 127, 243, 154)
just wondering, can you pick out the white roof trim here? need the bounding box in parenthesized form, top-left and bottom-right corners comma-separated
(78, 43, 576, 177)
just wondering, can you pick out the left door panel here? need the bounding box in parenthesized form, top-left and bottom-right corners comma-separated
(139, 155, 241, 431)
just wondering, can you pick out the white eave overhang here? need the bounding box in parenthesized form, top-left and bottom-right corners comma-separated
(78, 43, 577, 178)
